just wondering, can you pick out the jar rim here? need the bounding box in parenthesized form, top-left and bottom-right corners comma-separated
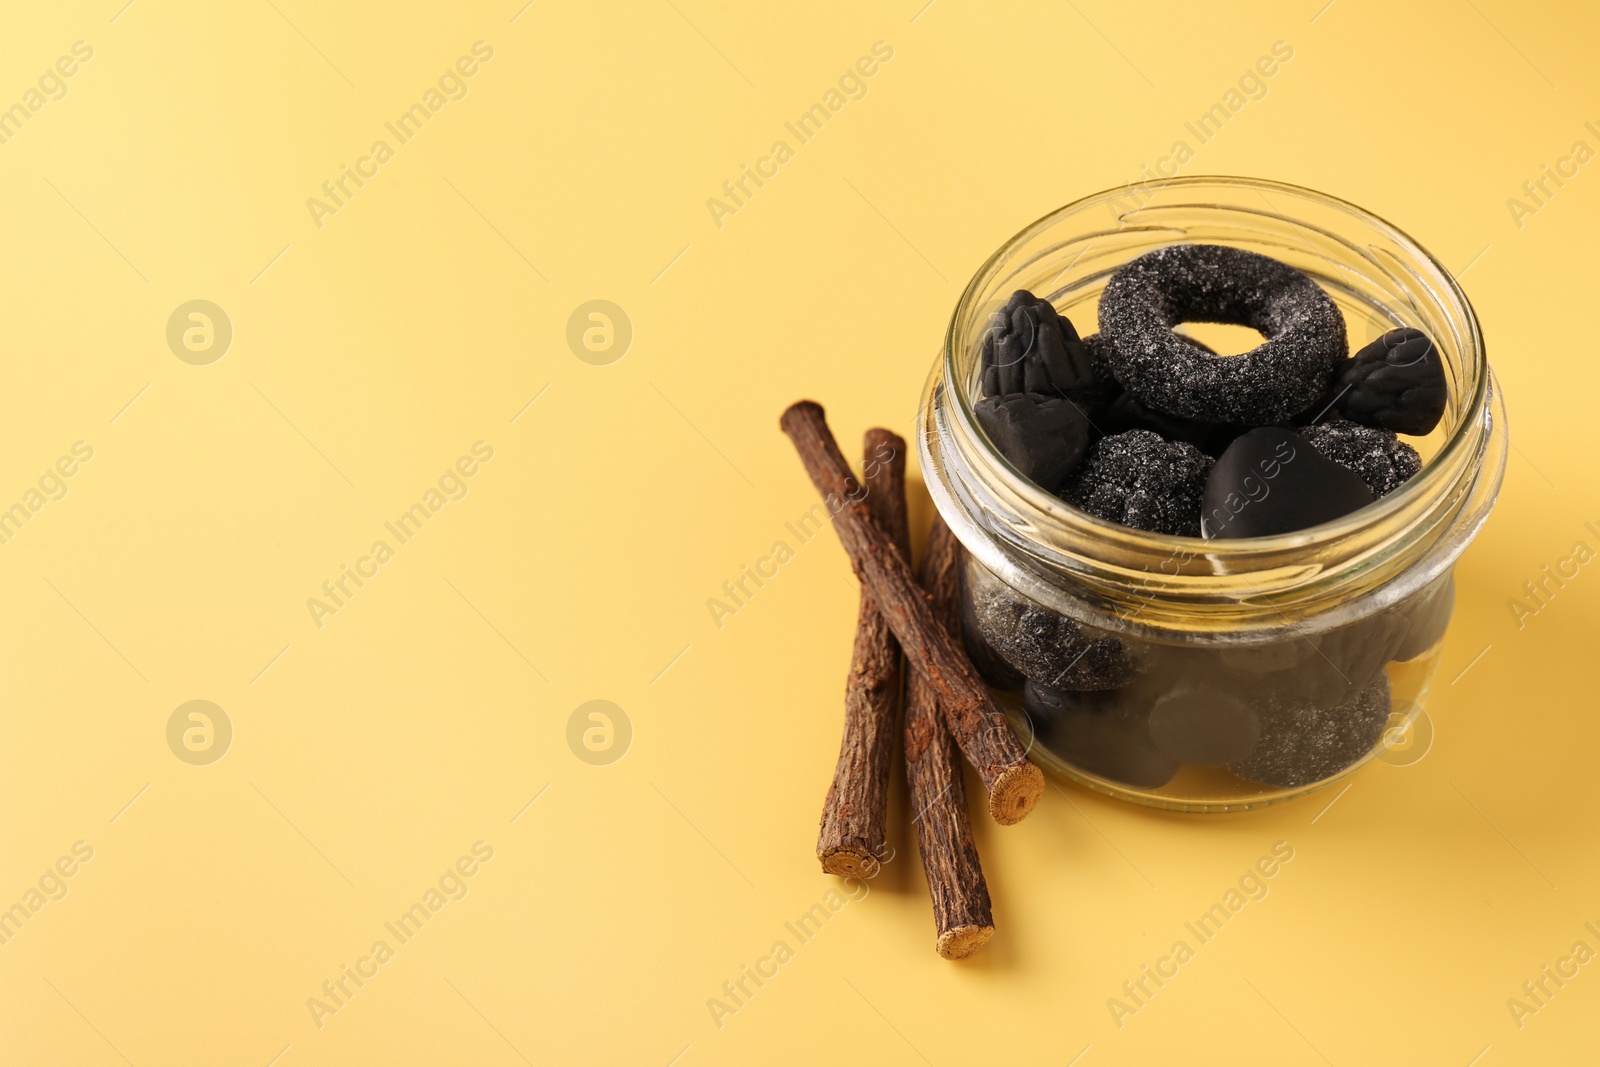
(922, 175, 1507, 637)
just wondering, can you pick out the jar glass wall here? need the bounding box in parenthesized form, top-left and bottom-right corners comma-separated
(917, 177, 1507, 812)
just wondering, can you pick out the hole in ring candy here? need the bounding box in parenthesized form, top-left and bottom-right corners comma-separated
(1097, 244, 1347, 424)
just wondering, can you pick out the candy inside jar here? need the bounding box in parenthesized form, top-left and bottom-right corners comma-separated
(919, 177, 1506, 811)
(963, 556, 1455, 803)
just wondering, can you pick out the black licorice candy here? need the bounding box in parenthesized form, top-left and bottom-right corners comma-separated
(1201, 427, 1374, 539)
(975, 394, 1090, 493)
(965, 563, 1139, 691)
(1299, 419, 1422, 498)
(1097, 244, 1347, 424)
(1024, 683, 1179, 789)
(1146, 682, 1261, 764)
(1334, 328, 1449, 435)
(1064, 430, 1213, 537)
(979, 289, 1100, 401)
(1392, 575, 1455, 661)
(1230, 674, 1392, 788)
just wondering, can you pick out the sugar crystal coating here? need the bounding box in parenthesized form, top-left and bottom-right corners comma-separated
(1299, 419, 1421, 498)
(959, 590, 1027, 690)
(1230, 674, 1392, 788)
(1097, 244, 1347, 423)
(1078, 333, 1135, 414)
(964, 562, 1139, 690)
(1063, 430, 1212, 537)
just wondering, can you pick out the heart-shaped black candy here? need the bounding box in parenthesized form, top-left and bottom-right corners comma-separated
(1202, 427, 1374, 539)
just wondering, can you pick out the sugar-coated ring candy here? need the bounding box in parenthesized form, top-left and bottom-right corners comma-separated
(1098, 244, 1347, 423)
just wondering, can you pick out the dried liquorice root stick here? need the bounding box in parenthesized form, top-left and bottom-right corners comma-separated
(906, 513, 995, 959)
(817, 429, 910, 877)
(780, 400, 1042, 825)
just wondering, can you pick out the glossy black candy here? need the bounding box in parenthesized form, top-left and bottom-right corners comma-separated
(1201, 427, 1374, 539)
(980, 289, 1099, 401)
(1024, 682, 1178, 789)
(1146, 682, 1261, 764)
(1252, 610, 1408, 708)
(1335, 328, 1448, 435)
(1392, 575, 1455, 661)
(1096, 391, 1233, 455)
(1299, 419, 1422, 498)
(974, 394, 1091, 493)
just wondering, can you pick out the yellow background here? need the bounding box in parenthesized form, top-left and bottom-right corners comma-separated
(0, 1, 1595, 1064)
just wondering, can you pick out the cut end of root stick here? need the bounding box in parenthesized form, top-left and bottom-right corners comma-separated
(779, 400, 825, 433)
(818, 846, 882, 880)
(988, 762, 1045, 826)
(936, 924, 995, 960)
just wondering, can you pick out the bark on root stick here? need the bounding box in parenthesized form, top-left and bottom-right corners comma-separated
(906, 513, 995, 959)
(816, 429, 910, 877)
(779, 400, 1043, 825)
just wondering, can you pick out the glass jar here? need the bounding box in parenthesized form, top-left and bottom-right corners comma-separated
(917, 176, 1507, 812)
